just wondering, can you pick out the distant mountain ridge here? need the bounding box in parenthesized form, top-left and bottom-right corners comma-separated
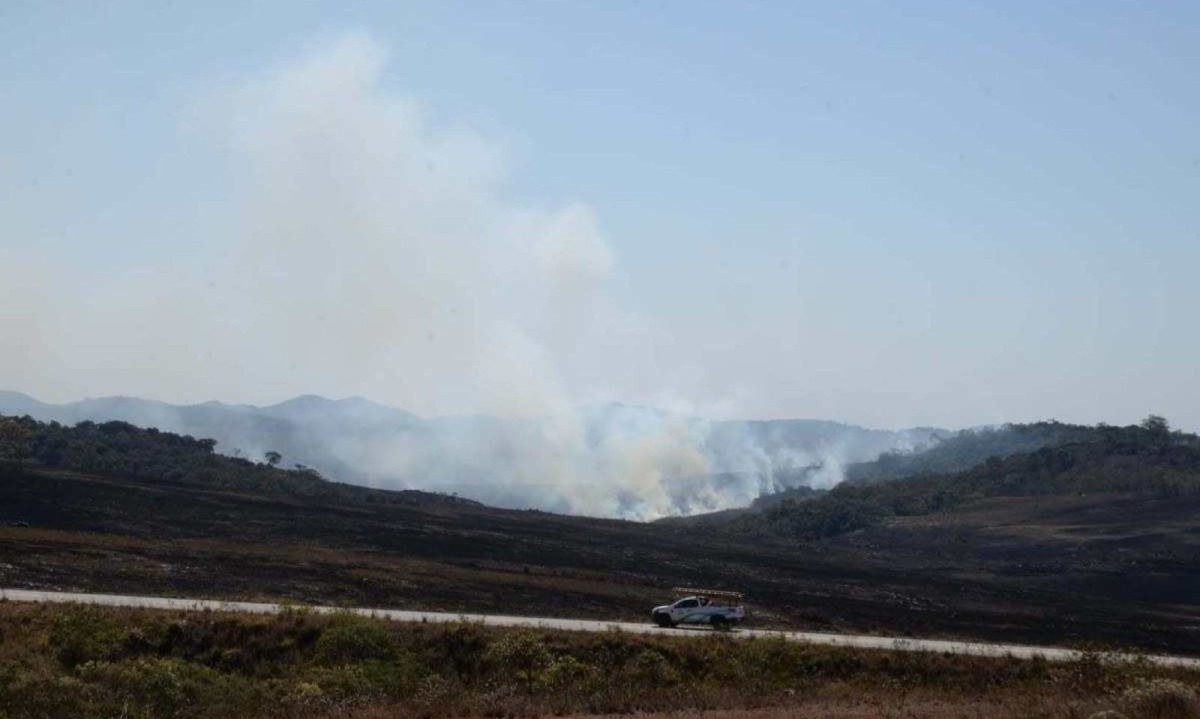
(0, 391, 945, 517)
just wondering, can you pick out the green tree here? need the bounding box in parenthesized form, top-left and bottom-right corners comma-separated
(264, 450, 282, 467)
(1141, 415, 1170, 435)
(0, 417, 33, 470)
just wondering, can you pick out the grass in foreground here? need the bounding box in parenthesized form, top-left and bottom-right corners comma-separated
(0, 602, 1197, 719)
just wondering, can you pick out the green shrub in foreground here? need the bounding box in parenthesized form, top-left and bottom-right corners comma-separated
(77, 657, 262, 718)
(313, 618, 400, 665)
(48, 606, 127, 668)
(484, 631, 552, 694)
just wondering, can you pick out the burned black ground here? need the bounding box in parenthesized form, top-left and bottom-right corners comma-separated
(1, 416, 1198, 654)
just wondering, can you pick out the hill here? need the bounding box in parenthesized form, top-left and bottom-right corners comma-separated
(718, 420, 1200, 540)
(0, 392, 943, 517)
(685, 419, 1200, 649)
(842, 421, 1104, 485)
(734, 420, 1152, 512)
(1, 413, 1198, 654)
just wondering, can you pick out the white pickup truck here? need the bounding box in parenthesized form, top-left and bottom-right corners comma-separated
(651, 587, 745, 629)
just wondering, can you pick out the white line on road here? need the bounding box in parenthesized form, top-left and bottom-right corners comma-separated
(3, 588, 1196, 669)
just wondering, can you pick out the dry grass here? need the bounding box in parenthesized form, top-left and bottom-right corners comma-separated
(560, 700, 1080, 719)
(1, 601, 1198, 719)
(344, 689, 1162, 719)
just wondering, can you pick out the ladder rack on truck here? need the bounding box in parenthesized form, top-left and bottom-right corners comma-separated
(670, 587, 744, 603)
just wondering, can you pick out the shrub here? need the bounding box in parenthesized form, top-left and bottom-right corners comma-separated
(1120, 678, 1200, 719)
(314, 619, 399, 665)
(731, 635, 810, 690)
(484, 631, 551, 694)
(0, 672, 94, 718)
(279, 679, 327, 713)
(623, 649, 678, 688)
(77, 657, 260, 718)
(429, 623, 489, 681)
(48, 606, 127, 668)
(584, 633, 643, 675)
(413, 673, 460, 709)
(544, 654, 600, 690)
(304, 663, 384, 704)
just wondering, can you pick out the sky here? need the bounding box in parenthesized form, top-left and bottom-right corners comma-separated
(2, 0, 1198, 432)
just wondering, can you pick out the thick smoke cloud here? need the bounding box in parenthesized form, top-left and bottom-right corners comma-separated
(0, 34, 931, 518)
(3, 34, 625, 414)
(208, 33, 626, 418)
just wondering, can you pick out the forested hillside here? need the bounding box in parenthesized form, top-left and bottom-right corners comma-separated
(843, 421, 1105, 485)
(0, 414, 471, 508)
(722, 417, 1200, 540)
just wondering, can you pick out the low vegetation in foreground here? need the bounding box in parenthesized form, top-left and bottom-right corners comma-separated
(1, 603, 1199, 719)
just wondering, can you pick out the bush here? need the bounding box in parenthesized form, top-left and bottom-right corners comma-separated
(1120, 678, 1200, 719)
(0, 672, 94, 718)
(48, 606, 127, 668)
(305, 663, 382, 704)
(544, 654, 600, 690)
(279, 679, 326, 712)
(623, 649, 678, 687)
(731, 635, 811, 690)
(428, 623, 489, 681)
(314, 618, 399, 665)
(484, 631, 552, 694)
(412, 673, 461, 711)
(77, 657, 261, 718)
(306, 617, 427, 704)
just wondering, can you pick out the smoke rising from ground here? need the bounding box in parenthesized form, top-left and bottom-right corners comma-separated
(0, 34, 934, 518)
(0, 391, 937, 519)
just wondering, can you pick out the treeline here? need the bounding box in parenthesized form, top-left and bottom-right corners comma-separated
(0, 414, 471, 508)
(728, 418, 1200, 540)
(844, 420, 1105, 485)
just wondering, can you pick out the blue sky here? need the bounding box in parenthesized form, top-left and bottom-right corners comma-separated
(2, 1, 1198, 430)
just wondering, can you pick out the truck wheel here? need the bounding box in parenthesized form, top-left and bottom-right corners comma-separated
(654, 613, 674, 628)
(711, 615, 727, 631)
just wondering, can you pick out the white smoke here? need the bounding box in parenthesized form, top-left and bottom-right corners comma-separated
(200, 34, 726, 518)
(248, 399, 909, 519)
(0, 33, 930, 519)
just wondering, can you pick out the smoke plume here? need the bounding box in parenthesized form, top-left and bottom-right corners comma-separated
(0, 33, 932, 518)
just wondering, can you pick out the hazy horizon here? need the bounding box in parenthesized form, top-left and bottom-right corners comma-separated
(4, 2, 1198, 435)
(2, 387, 1182, 435)
(5, 386, 952, 429)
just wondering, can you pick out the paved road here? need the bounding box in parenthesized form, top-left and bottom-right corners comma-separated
(3, 588, 1197, 669)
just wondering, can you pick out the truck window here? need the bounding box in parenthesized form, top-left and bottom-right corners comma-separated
(675, 599, 699, 609)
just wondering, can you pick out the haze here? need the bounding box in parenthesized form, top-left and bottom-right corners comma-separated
(2, 1, 1198, 433)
